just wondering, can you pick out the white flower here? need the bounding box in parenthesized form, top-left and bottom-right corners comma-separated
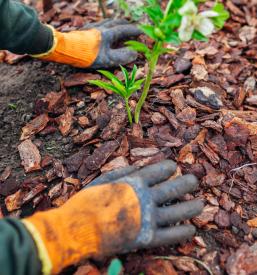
(178, 0, 219, 42)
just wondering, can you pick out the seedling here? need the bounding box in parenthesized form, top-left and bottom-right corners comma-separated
(89, 65, 144, 125)
(126, 0, 229, 123)
(116, 0, 145, 21)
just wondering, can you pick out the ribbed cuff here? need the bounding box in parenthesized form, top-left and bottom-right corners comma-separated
(25, 24, 54, 55)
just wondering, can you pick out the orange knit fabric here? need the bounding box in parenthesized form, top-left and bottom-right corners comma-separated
(23, 183, 141, 274)
(37, 28, 101, 68)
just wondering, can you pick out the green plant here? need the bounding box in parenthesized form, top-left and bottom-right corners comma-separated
(126, 0, 229, 123)
(107, 258, 123, 275)
(116, 0, 145, 21)
(89, 65, 144, 125)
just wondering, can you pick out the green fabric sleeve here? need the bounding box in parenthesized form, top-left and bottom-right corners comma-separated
(0, 218, 41, 275)
(0, 0, 53, 54)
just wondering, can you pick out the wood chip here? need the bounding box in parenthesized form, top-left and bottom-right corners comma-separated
(20, 114, 49, 140)
(57, 107, 74, 136)
(73, 125, 99, 144)
(101, 156, 129, 173)
(18, 139, 41, 173)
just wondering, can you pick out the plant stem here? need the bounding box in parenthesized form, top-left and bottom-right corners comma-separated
(98, 0, 108, 18)
(164, 0, 174, 18)
(134, 41, 163, 124)
(125, 98, 133, 125)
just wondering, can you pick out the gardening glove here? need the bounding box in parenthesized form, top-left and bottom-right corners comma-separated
(32, 19, 141, 68)
(22, 160, 203, 275)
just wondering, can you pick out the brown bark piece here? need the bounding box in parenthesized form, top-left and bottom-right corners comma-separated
(63, 147, 90, 173)
(192, 205, 219, 228)
(20, 114, 49, 140)
(78, 116, 90, 128)
(73, 125, 99, 144)
(226, 244, 257, 275)
(101, 109, 127, 140)
(177, 107, 196, 126)
(151, 112, 167, 125)
(170, 89, 186, 114)
(159, 107, 179, 129)
(18, 139, 41, 173)
(64, 73, 101, 87)
(144, 259, 178, 275)
(0, 166, 12, 182)
(86, 140, 120, 171)
(57, 107, 74, 136)
(101, 156, 129, 173)
(43, 90, 68, 113)
(234, 87, 246, 108)
(199, 143, 220, 166)
(5, 190, 24, 212)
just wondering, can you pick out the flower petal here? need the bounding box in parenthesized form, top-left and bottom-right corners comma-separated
(196, 18, 215, 36)
(178, 0, 197, 16)
(200, 11, 219, 18)
(179, 16, 195, 41)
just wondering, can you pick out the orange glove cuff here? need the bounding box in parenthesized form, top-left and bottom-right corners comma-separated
(32, 25, 101, 68)
(22, 183, 141, 274)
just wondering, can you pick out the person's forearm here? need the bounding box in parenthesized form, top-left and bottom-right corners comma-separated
(0, 218, 41, 275)
(0, 0, 53, 54)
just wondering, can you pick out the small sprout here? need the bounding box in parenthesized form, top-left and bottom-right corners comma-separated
(107, 258, 123, 275)
(89, 65, 144, 125)
(8, 103, 17, 110)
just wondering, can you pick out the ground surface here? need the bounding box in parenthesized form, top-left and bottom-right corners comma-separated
(0, 0, 257, 274)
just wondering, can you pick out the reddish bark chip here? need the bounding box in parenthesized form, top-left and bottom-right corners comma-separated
(74, 263, 101, 275)
(226, 244, 257, 275)
(144, 259, 178, 275)
(101, 156, 129, 173)
(20, 114, 49, 140)
(86, 140, 120, 171)
(78, 116, 90, 128)
(57, 107, 74, 136)
(43, 90, 68, 113)
(18, 139, 41, 173)
(101, 109, 127, 140)
(177, 107, 196, 126)
(73, 125, 99, 144)
(64, 73, 101, 87)
(192, 205, 219, 228)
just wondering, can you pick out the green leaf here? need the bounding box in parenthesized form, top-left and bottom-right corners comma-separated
(120, 65, 130, 88)
(212, 3, 230, 29)
(144, 5, 164, 25)
(128, 78, 145, 97)
(88, 80, 124, 97)
(107, 259, 123, 275)
(130, 64, 138, 85)
(98, 70, 126, 95)
(125, 41, 151, 56)
(97, 70, 122, 85)
(111, 78, 127, 96)
(139, 24, 158, 40)
(162, 13, 182, 29)
(164, 32, 181, 45)
(192, 30, 208, 41)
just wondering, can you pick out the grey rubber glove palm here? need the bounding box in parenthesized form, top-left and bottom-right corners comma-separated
(84, 19, 141, 68)
(87, 160, 203, 251)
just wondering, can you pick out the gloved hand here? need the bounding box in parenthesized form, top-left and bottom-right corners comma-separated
(33, 19, 141, 68)
(22, 160, 203, 275)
